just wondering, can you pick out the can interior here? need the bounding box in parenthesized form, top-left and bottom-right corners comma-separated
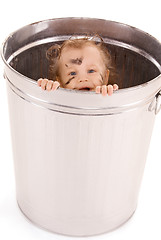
(9, 38, 160, 89)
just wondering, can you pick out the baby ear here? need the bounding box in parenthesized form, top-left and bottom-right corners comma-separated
(103, 69, 110, 85)
(46, 44, 61, 61)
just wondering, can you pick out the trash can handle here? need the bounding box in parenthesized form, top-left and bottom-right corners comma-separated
(149, 90, 161, 115)
(155, 91, 161, 115)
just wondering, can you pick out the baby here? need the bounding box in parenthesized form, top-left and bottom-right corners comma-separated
(38, 37, 118, 96)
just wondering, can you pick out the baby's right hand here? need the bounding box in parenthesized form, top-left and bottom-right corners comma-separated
(37, 78, 60, 91)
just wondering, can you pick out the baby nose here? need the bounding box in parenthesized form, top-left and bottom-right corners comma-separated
(79, 79, 88, 83)
(78, 71, 89, 83)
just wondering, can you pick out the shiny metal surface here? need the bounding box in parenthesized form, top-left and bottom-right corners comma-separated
(1, 18, 161, 236)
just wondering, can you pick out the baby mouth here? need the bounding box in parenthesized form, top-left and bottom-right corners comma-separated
(79, 87, 91, 91)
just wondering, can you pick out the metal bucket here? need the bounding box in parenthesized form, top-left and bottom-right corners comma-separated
(1, 18, 161, 236)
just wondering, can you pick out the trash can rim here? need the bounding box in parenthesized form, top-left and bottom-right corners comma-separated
(1, 17, 161, 95)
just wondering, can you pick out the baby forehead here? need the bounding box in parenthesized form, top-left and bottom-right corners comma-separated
(60, 45, 103, 60)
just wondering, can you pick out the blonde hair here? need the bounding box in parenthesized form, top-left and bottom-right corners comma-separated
(46, 36, 116, 84)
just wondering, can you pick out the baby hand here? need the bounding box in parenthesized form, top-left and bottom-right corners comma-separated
(95, 84, 118, 96)
(37, 78, 60, 91)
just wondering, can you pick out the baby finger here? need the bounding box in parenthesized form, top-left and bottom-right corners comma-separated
(46, 80, 53, 91)
(102, 85, 108, 96)
(52, 81, 60, 91)
(107, 85, 113, 96)
(41, 79, 48, 90)
(37, 78, 43, 87)
(96, 86, 101, 94)
(113, 84, 119, 91)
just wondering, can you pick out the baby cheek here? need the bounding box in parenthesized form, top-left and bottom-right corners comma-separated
(64, 81, 75, 89)
(90, 73, 103, 86)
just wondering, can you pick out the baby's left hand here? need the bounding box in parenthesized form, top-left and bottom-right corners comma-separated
(95, 84, 118, 96)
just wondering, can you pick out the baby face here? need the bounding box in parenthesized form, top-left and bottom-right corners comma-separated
(58, 45, 109, 91)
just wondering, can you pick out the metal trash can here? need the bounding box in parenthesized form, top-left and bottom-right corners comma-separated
(1, 18, 161, 236)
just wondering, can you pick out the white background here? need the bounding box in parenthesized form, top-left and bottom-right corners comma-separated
(0, 0, 161, 239)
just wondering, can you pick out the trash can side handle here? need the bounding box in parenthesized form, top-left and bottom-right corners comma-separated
(148, 90, 161, 115)
(155, 90, 161, 115)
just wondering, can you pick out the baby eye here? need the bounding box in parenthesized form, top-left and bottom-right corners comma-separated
(70, 71, 77, 76)
(88, 69, 95, 73)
